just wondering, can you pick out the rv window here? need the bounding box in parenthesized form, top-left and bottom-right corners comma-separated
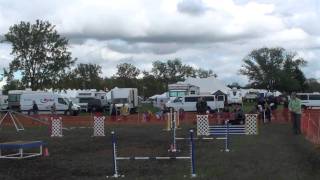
(297, 95, 308, 100)
(185, 97, 198, 102)
(177, 91, 186, 97)
(169, 91, 186, 97)
(79, 98, 94, 103)
(204, 96, 215, 102)
(8, 94, 20, 102)
(217, 95, 224, 101)
(58, 98, 67, 105)
(113, 98, 128, 104)
(190, 91, 195, 94)
(169, 91, 177, 97)
(309, 95, 320, 100)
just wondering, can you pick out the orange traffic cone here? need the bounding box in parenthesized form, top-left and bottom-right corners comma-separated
(43, 147, 49, 157)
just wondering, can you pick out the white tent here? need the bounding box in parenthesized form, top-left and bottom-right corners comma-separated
(181, 76, 230, 94)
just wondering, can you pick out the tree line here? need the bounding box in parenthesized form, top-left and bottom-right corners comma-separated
(1, 20, 320, 97)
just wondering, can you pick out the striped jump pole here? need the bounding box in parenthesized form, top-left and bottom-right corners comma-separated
(224, 120, 230, 152)
(168, 113, 178, 152)
(108, 130, 196, 178)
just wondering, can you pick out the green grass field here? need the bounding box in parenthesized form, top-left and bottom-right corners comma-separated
(1, 123, 320, 180)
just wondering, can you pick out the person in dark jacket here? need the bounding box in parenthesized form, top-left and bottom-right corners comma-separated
(32, 100, 39, 115)
(110, 103, 117, 121)
(196, 97, 207, 114)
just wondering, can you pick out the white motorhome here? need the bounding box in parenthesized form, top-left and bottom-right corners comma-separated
(168, 83, 200, 100)
(8, 89, 33, 110)
(165, 95, 217, 112)
(20, 92, 80, 115)
(227, 88, 243, 104)
(297, 92, 320, 108)
(107, 87, 138, 113)
(75, 90, 107, 112)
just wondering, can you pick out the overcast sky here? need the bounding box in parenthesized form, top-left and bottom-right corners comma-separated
(0, 0, 320, 86)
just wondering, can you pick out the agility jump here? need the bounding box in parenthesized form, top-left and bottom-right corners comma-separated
(108, 130, 197, 178)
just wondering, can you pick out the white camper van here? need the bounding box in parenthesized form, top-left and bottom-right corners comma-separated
(107, 87, 138, 113)
(297, 92, 320, 108)
(166, 95, 217, 112)
(20, 92, 80, 115)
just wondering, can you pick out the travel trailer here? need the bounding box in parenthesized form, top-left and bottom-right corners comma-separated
(75, 90, 107, 112)
(8, 89, 33, 110)
(227, 88, 243, 105)
(106, 87, 138, 113)
(20, 92, 80, 115)
(165, 95, 218, 112)
(0, 94, 8, 110)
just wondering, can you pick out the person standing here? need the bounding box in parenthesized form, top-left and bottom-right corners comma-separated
(32, 100, 39, 115)
(51, 103, 56, 115)
(120, 103, 129, 121)
(196, 97, 207, 114)
(289, 92, 302, 134)
(159, 99, 166, 121)
(110, 103, 117, 121)
(196, 98, 202, 114)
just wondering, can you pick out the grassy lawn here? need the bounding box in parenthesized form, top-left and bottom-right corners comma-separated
(1, 123, 320, 180)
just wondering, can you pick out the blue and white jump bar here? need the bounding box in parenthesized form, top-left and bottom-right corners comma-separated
(109, 130, 197, 178)
(210, 124, 246, 135)
(175, 121, 231, 152)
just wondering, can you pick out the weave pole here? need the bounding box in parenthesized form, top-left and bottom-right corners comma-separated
(108, 130, 196, 178)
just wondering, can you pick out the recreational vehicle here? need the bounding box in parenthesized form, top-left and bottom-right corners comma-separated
(0, 95, 8, 110)
(106, 87, 138, 113)
(75, 90, 108, 112)
(165, 95, 218, 112)
(227, 88, 243, 105)
(168, 83, 200, 99)
(20, 92, 80, 115)
(8, 89, 33, 110)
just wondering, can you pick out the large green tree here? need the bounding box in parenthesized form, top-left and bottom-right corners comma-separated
(3, 20, 76, 90)
(116, 63, 140, 78)
(196, 68, 216, 78)
(240, 47, 307, 92)
(66, 63, 103, 89)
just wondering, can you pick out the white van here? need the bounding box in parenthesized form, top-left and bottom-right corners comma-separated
(20, 92, 80, 115)
(165, 95, 217, 112)
(297, 93, 320, 108)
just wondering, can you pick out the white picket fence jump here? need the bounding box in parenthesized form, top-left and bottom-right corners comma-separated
(50, 116, 106, 137)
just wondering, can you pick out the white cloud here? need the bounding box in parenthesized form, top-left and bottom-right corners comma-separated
(0, 0, 320, 86)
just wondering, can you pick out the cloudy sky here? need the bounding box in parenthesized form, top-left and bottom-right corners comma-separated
(0, 0, 320, 86)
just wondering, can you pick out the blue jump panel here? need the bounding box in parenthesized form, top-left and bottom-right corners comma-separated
(209, 125, 246, 135)
(0, 141, 44, 149)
